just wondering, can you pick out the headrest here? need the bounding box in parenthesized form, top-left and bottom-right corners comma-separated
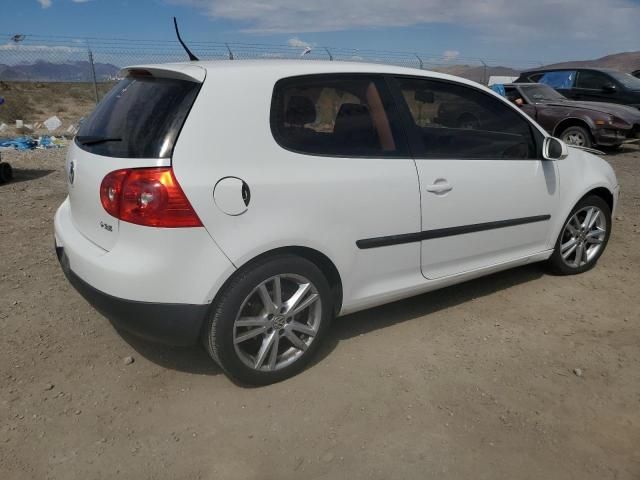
(334, 103, 375, 137)
(285, 96, 316, 126)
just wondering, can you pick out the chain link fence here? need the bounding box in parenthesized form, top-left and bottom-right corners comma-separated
(0, 33, 544, 137)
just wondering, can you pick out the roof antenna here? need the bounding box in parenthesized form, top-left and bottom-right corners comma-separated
(173, 17, 199, 61)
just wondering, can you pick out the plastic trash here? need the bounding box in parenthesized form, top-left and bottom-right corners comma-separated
(44, 116, 62, 132)
(0, 135, 66, 150)
(0, 136, 38, 151)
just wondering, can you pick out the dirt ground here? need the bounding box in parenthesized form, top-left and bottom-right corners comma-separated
(1, 145, 639, 480)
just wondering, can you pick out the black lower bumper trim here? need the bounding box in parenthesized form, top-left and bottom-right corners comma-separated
(57, 246, 209, 346)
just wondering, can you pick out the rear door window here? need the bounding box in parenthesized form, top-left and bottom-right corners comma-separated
(76, 73, 200, 158)
(538, 71, 576, 89)
(271, 75, 407, 157)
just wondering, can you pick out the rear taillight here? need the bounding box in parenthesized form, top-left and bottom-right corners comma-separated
(100, 167, 202, 228)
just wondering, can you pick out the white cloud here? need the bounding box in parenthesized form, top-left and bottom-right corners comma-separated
(287, 37, 312, 49)
(442, 50, 460, 61)
(0, 42, 82, 53)
(37, 0, 52, 8)
(167, 0, 640, 48)
(72, 0, 92, 3)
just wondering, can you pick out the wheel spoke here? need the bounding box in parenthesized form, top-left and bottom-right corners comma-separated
(254, 332, 276, 368)
(587, 209, 600, 229)
(284, 283, 311, 315)
(562, 242, 577, 260)
(258, 284, 277, 314)
(565, 224, 579, 236)
(284, 330, 308, 351)
(267, 334, 280, 370)
(235, 326, 268, 344)
(291, 293, 319, 316)
(582, 208, 594, 229)
(561, 237, 577, 254)
(272, 276, 282, 309)
(574, 243, 584, 266)
(235, 316, 268, 328)
(586, 230, 604, 244)
(290, 321, 316, 337)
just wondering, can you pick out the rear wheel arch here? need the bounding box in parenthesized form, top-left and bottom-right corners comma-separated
(222, 246, 343, 315)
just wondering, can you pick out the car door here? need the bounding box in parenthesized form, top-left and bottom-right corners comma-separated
(389, 76, 560, 280)
(574, 70, 620, 103)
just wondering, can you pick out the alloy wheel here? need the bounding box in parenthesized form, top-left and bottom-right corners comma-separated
(560, 206, 607, 268)
(233, 274, 322, 372)
(563, 131, 586, 147)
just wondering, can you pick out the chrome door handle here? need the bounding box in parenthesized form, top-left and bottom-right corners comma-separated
(426, 182, 453, 194)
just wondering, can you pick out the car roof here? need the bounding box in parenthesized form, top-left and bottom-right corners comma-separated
(123, 59, 487, 89)
(521, 66, 620, 74)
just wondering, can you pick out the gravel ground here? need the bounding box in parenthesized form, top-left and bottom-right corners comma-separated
(1, 145, 639, 480)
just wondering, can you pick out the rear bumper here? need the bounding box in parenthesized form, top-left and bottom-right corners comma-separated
(56, 245, 208, 346)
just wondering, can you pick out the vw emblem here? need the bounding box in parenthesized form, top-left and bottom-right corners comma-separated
(68, 161, 75, 185)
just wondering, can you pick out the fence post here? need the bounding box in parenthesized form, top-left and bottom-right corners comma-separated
(87, 48, 99, 104)
(324, 47, 333, 61)
(225, 43, 234, 60)
(480, 59, 488, 85)
(414, 54, 424, 70)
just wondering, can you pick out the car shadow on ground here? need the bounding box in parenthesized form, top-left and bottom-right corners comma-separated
(1, 168, 55, 185)
(117, 263, 545, 380)
(313, 263, 545, 366)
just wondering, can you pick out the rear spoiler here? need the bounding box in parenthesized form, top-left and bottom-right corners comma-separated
(119, 64, 206, 83)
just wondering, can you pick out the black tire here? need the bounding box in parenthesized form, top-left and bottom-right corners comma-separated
(0, 162, 13, 183)
(547, 195, 611, 275)
(560, 125, 592, 149)
(204, 254, 333, 386)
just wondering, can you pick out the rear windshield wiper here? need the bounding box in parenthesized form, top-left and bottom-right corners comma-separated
(76, 135, 123, 146)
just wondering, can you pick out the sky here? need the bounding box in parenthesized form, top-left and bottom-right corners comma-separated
(2, 0, 640, 66)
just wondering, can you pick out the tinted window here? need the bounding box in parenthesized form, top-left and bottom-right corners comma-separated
(271, 75, 406, 157)
(77, 74, 200, 158)
(576, 71, 613, 90)
(394, 77, 537, 159)
(539, 71, 576, 89)
(606, 71, 640, 90)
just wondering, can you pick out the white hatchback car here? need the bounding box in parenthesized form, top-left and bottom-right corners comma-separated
(55, 60, 619, 385)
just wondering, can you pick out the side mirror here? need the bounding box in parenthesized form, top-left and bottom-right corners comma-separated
(543, 136, 568, 160)
(602, 83, 617, 93)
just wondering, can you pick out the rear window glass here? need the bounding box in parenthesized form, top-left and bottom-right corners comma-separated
(538, 71, 576, 89)
(271, 75, 406, 157)
(76, 74, 200, 158)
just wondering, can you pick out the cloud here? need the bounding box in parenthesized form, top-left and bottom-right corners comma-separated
(37, 0, 52, 8)
(287, 37, 312, 49)
(72, 0, 92, 3)
(442, 50, 460, 61)
(0, 42, 82, 53)
(167, 0, 640, 48)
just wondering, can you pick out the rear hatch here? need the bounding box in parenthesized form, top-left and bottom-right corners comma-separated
(66, 64, 205, 250)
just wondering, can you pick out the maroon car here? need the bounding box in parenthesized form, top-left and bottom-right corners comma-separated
(504, 83, 640, 149)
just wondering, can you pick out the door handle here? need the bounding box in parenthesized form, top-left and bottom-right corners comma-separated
(425, 182, 453, 194)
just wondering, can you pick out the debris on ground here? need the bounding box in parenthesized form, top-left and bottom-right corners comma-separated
(123, 356, 135, 365)
(0, 135, 67, 150)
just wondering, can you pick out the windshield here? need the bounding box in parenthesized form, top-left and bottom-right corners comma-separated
(608, 71, 640, 90)
(76, 74, 200, 158)
(520, 84, 566, 102)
